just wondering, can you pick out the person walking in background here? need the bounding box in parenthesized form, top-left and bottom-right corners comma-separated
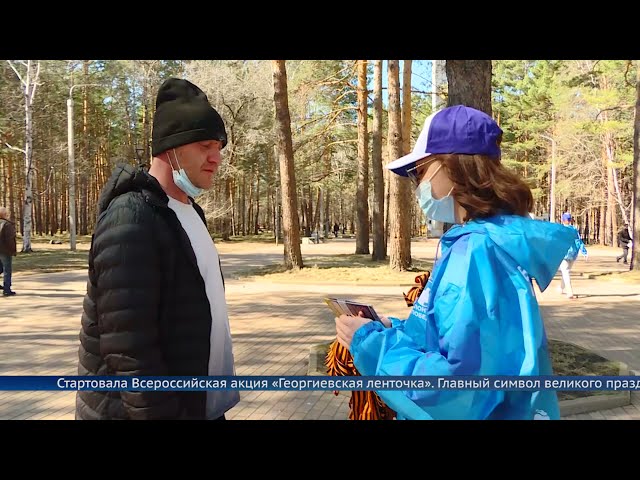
(76, 78, 238, 420)
(334, 105, 576, 420)
(558, 212, 588, 299)
(0, 206, 17, 297)
(616, 223, 632, 264)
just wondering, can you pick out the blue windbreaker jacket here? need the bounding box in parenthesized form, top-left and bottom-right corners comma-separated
(563, 224, 587, 261)
(350, 215, 576, 420)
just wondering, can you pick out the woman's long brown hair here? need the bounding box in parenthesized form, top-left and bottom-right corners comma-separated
(439, 153, 533, 222)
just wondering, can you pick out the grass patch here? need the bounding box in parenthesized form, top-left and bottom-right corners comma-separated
(594, 269, 640, 284)
(215, 232, 279, 244)
(11, 248, 89, 273)
(548, 339, 621, 401)
(236, 254, 433, 285)
(17, 233, 93, 245)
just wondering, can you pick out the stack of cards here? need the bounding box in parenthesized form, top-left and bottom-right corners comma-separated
(324, 297, 381, 322)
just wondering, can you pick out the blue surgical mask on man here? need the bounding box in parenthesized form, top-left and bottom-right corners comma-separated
(168, 148, 205, 197)
(415, 163, 456, 224)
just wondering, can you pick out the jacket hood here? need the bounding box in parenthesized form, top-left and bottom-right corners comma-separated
(98, 163, 168, 215)
(441, 215, 576, 290)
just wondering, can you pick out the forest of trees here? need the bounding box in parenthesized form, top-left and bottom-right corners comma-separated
(1, 60, 638, 270)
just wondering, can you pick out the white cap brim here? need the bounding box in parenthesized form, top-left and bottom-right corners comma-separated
(385, 151, 433, 177)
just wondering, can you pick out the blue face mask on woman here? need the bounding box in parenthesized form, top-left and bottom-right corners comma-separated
(415, 163, 456, 224)
(168, 149, 205, 197)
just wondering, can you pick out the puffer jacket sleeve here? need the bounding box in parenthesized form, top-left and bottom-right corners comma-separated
(92, 199, 183, 419)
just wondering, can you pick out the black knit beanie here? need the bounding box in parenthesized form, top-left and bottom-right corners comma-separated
(151, 78, 227, 157)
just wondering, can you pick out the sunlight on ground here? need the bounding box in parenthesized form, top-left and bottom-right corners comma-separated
(235, 255, 433, 285)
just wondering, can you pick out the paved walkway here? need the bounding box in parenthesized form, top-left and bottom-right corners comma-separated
(0, 239, 638, 420)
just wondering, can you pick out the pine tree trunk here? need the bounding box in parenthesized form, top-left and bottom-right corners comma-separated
(266, 183, 272, 232)
(299, 193, 307, 237)
(609, 175, 617, 244)
(241, 174, 247, 236)
(603, 127, 616, 246)
(599, 178, 607, 246)
(80, 176, 88, 236)
(402, 61, 415, 240)
(61, 170, 67, 234)
(254, 172, 260, 235)
(316, 187, 323, 239)
(631, 64, 640, 270)
(80, 66, 90, 236)
(50, 171, 57, 235)
(20, 62, 39, 253)
(7, 155, 14, 229)
(222, 178, 232, 240)
(247, 173, 253, 236)
(34, 167, 41, 235)
(402, 60, 412, 155)
(371, 60, 386, 261)
(443, 60, 493, 234)
(387, 60, 412, 271)
(324, 187, 330, 239)
(228, 180, 238, 236)
(355, 60, 370, 254)
(272, 60, 303, 270)
(384, 169, 390, 252)
(306, 184, 313, 236)
(1, 156, 5, 206)
(612, 167, 629, 225)
(142, 91, 150, 163)
(445, 60, 493, 114)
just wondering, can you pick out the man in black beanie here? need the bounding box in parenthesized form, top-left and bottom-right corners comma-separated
(76, 78, 239, 420)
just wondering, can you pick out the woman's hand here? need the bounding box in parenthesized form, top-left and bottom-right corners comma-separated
(335, 313, 372, 350)
(379, 315, 391, 328)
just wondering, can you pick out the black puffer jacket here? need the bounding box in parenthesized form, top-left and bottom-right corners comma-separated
(0, 218, 17, 256)
(618, 228, 632, 248)
(76, 164, 220, 420)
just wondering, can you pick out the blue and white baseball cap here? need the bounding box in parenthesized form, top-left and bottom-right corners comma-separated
(386, 105, 503, 177)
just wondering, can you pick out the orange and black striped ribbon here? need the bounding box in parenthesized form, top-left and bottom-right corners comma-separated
(403, 272, 431, 307)
(324, 271, 430, 420)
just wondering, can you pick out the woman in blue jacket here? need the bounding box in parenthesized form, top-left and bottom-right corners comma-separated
(335, 106, 576, 420)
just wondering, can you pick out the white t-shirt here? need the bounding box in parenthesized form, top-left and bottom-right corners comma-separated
(168, 197, 239, 419)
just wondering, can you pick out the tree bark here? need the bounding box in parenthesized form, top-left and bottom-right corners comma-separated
(387, 60, 412, 271)
(402, 60, 413, 156)
(247, 172, 253, 236)
(632, 63, 640, 270)
(355, 60, 370, 254)
(241, 173, 247, 236)
(9, 60, 41, 253)
(402, 60, 417, 241)
(444, 60, 493, 234)
(445, 60, 493, 114)
(1, 156, 5, 207)
(222, 178, 232, 240)
(601, 109, 616, 247)
(599, 171, 607, 246)
(371, 60, 386, 261)
(254, 172, 260, 235)
(272, 60, 303, 269)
